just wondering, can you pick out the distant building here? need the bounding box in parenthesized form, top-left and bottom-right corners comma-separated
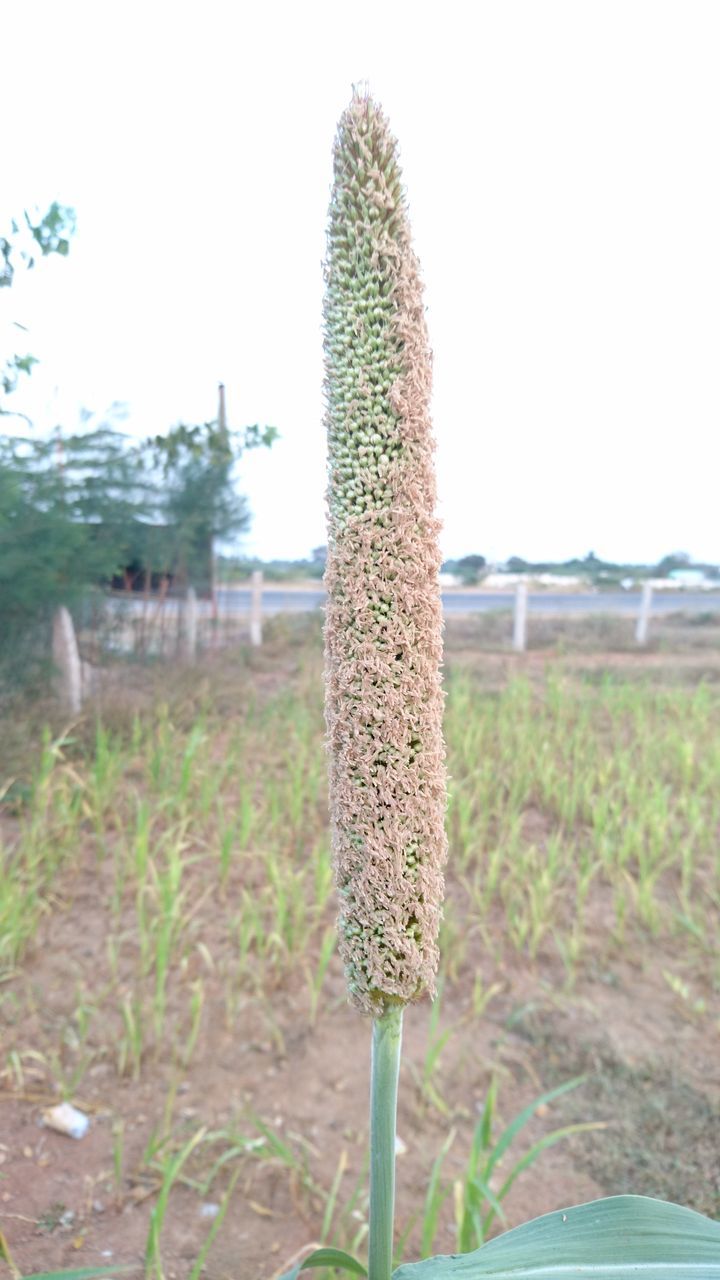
(482, 572, 585, 590)
(98, 522, 213, 598)
(666, 569, 715, 589)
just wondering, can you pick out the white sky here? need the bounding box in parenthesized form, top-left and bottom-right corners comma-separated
(2, 0, 719, 563)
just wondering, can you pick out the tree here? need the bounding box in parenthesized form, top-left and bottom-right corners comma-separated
(0, 420, 152, 687)
(1, 203, 75, 408)
(456, 553, 486, 585)
(147, 414, 277, 592)
(0, 390, 276, 695)
(0, 443, 86, 627)
(507, 556, 529, 573)
(655, 551, 692, 579)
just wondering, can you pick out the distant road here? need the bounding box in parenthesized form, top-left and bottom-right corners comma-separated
(217, 587, 720, 616)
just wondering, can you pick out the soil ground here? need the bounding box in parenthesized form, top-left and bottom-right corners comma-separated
(1, 614, 719, 1279)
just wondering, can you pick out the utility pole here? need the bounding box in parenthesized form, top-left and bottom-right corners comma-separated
(210, 382, 227, 627)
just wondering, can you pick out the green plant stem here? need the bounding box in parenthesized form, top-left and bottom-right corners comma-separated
(369, 1004, 404, 1280)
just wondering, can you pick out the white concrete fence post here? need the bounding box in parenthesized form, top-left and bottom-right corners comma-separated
(250, 570, 263, 647)
(182, 586, 198, 661)
(52, 606, 82, 713)
(635, 581, 653, 646)
(512, 581, 528, 652)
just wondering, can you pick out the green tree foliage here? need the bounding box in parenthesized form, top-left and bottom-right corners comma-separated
(506, 556, 529, 574)
(0, 203, 74, 286)
(0, 423, 153, 685)
(654, 551, 691, 578)
(1, 203, 76, 405)
(148, 418, 277, 592)
(442, 555, 486, 585)
(0, 408, 276, 690)
(0, 445, 85, 625)
(456, 554, 486, 585)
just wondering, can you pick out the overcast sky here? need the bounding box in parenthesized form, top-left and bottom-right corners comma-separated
(3, 1, 719, 563)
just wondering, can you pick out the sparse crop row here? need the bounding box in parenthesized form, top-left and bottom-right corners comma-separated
(3, 659, 718, 1070)
(1, 647, 719, 1275)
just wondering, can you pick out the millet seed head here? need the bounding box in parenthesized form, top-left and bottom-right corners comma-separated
(323, 89, 447, 1016)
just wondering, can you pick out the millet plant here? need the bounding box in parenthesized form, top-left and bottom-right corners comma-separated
(323, 88, 447, 1280)
(277, 89, 720, 1280)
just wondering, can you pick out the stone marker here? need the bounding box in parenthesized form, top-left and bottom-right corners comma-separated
(52, 606, 82, 713)
(250, 570, 263, 647)
(513, 581, 528, 652)
(635, 581, 653, 646)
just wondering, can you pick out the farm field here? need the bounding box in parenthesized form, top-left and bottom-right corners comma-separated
(1, 614, 719, 1279)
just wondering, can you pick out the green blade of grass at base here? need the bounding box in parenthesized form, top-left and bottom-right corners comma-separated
(280, 1247, 367, 1278)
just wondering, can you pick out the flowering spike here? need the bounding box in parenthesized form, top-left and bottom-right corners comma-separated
(323, 91, 447, 1016)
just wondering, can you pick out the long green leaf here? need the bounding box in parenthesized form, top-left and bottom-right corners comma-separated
(469, 1174, 507, 1229)
(490, 1122, 605, 1220)
(392, 1195, 720, 1277)
(421, 1127, 456, 1258)
(188, 1166, 241, 1280)
(21, 1270, 130, 1280)
(280, 1246, 368, 1279)
(482, 1076, 585, 1181)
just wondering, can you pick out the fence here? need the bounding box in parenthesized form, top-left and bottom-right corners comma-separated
(74, 581, 265, 666)
(50, 577, 719, 709)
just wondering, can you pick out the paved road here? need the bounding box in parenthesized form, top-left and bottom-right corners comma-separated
(216, 588, 720, 617)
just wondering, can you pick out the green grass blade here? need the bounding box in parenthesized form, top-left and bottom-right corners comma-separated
(187, 1167, 241, 1280)
(469, 1174, 507, 1230)
(420, 1127, 455, 1257)
(280, 1247, 368, 1278)
(482, 1076, 585, 1180)
(491, 1122, 605, 1215)
(145, 1126, 206, 1279)
(477, 1077, 497, 1153)
(21, 1271, 131, 1280)
(321, 1149, 349, 1243)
